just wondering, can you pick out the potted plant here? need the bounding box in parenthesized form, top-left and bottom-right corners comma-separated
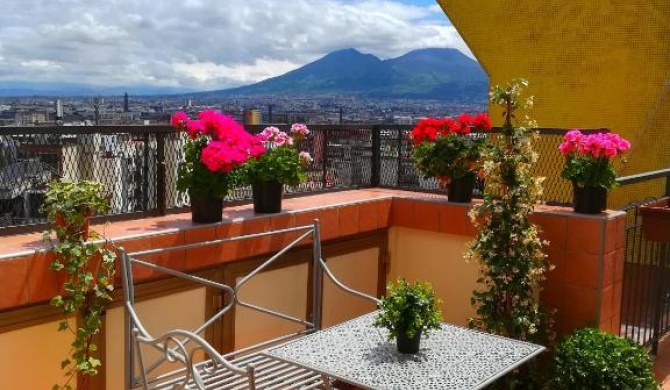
(42, 180, 110, 241)
(410, 113, 492, 202)
(639, 197, 670, 242)
(558, 129, 631, 214)
(552, 328, 657, 389)
(373, 279, 442, 354)
(42, 180, 117, 390)
(171, 110, 264, 223)
(241, 124, 313, 213)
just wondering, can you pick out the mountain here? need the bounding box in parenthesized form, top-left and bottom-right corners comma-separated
(0, 48, 487, 100)
(205, 48, 488, 101)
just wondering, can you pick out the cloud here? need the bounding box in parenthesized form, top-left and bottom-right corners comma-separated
(0, 0, 471, 90)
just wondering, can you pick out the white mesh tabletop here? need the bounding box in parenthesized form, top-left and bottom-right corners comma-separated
(265, 311, 545, 390)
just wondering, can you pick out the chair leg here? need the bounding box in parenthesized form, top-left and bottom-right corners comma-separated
(321, 374, 334, 390)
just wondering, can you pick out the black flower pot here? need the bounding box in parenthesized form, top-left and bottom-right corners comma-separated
(190, 196, 223, 223)
(396, 328, 422, 354)
(447, 174, 475, 203)
(252, 180, 284, 214)
(573, 183, 607, 214)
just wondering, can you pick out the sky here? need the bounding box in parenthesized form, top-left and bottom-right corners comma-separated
(0, 0, 471, 91)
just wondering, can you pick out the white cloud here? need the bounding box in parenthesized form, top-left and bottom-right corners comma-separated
(172, 59, 301, 85)
(20, 60, 63, 71)
(0, 0, 472, 90)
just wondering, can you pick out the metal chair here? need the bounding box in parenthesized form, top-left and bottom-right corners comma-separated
(119, 221, 336, 390)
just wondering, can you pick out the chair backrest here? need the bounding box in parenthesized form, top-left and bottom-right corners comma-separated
(119, 220, 326, 390)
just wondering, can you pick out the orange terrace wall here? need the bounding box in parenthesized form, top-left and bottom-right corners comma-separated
(0, 189, 626, 388)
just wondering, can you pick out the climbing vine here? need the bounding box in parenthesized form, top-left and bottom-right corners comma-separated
(467, 79, 552, 344)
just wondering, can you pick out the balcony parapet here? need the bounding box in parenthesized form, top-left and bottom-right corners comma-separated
(0, 188, 625, 338)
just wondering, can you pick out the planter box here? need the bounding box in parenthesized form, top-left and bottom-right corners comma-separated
(640, 197, 670, 242)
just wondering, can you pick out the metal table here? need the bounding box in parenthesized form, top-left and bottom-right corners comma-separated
(265, 312, 545, 390)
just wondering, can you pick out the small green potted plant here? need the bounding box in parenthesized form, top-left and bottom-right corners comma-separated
(241, 124, 313, 213)
(373, 279, 442, 354)
(43, 180, 110, 241)
(42, 179, 117, 390)
(552, 328, 657, 389)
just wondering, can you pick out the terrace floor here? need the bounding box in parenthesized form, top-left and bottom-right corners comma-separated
(655, 335, 670, 388)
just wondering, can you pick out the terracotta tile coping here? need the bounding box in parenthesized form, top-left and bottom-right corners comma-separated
(0, 188, 625, 260)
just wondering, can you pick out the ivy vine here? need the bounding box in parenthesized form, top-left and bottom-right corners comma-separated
(43, 180, 116, 390)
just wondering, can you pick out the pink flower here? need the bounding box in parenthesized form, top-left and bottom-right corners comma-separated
(171, 111, 189, 129)
(274, 132, 294, 147)
(559, 129, 586, 156)
(558, 141, 574, 155)
(248, 143, 267, 158)
(617, 138, 631, 152)
(197, 110, 220, 137)
(170, 110, 265, 174)
(564, 129, 584, 143)
(559, 129, 630, 160)
(185, 120, 204, 139)
(259, 126, 281, 141)
(290, 123, 310, 137)
(299, 151, 313, 166)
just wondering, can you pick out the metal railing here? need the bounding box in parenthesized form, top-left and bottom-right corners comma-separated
(0, 124, 604, 235)
(617, 168, 670, 353)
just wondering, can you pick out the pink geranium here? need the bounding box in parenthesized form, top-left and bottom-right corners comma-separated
(559, 128, 630, 189)
(185, 120, 204, 140)
(290, 123, 310, 141)
(244, 123, 312, 187)
(170, 110, 263, 197)
(559, 130, 630, 159)
(299, 151, 313, 166)
(258, 126, 281, 141)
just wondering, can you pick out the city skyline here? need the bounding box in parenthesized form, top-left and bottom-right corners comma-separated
(0, 0, 472, 94)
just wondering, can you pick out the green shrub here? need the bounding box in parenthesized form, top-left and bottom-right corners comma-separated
(552, 328, 657, 389)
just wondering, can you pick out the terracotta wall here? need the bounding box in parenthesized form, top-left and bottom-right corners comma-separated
(533, 211, 627, 337)
(106, 288, 207, 390)
(0, 189, 628, 390)
(0, 319, 73, 389)
(387, 227, 479, 326)
(321, 247, 380, 328)
(387, 195, 626, 338)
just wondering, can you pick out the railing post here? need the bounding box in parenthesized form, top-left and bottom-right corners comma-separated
(371, 125, 381, 187)
(142, 133, 151, 211)
(156, 132, 166, 215)
(396, 127, 403, 187)
(321, 129, 329, 189)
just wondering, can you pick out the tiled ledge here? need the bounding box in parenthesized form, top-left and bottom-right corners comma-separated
(0, 188, 625, 314)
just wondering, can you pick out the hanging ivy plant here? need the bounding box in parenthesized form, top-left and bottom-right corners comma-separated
(467, 79, 552, 349)
(42, 180, 117, 390)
